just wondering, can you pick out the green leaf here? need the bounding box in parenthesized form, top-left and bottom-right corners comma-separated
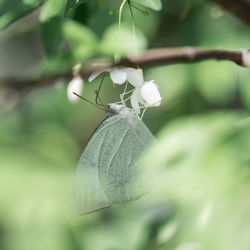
(139, 113, 250, 250)
(40, 17, 64, 57)
(39, 0, 67, 22)
(39, 0, 68, 57)
(140, 112, 250, 201)
(240, 70, 250, 111)
(133, 0, 162, 11)
(99, 24, 147, 56)
(62, 20, 97, 59)
(62, 19, 97, 45)
(194, 62, 237, 104)
(0, 0, 44, 29)
(65, 0, 88, 13)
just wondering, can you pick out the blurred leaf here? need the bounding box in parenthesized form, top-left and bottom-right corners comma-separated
(62, 19, 97, 46)
(142, 112, 250, 192)
(1, 1, 250, 250)
(139, 112, 250, 250)
(99, 24, 147, 56)
(0, 0, 44, 29)
(39, 0, 67, 21)
(62, 19, 97, 59)
(133, 0, 162, 11)
(39, 0, 68, 57)
(40, 17, 64, 57)
(65, 0, 88, 13)
(194, 61, 237, 104)
(240, 69, 250, 111)
(146, 65, 188, 102)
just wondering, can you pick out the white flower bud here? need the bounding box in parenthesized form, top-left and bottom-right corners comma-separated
(242, 50, 250, 67)
(67, 76, 84, 102)
(140, 80, 162, 106)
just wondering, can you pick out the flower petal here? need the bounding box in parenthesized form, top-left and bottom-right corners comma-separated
(140, 80, 162, 106)
(67, 76, 84, 102)
(88, 63, 111, 82)
(88, 70, 105, 82)
(130, 89, 141, 114)
(110, 68, 127, 84)
(136, 87, 146, 105)
(125, 68, 144, 88)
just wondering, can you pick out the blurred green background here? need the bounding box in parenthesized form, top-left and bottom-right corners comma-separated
(0, 0, 250, 249)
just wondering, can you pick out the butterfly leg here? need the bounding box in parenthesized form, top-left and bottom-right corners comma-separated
(120, 81, 128, 105)
(140, 106, 148, 120)
(116, 82, 133, 105)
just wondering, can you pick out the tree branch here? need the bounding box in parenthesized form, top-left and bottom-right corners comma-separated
(1, 47, 250, 90)
(124, 47, 249, 67)
(208, 0, 250, 25)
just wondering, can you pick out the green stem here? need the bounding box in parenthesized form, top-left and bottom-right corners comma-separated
(119, 0, 127, 30)
(128, 0, 136, 37)
(131, 3, 149, 15)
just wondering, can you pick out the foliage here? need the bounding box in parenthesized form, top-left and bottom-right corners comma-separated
(0, 0, 44, 29)
(0, 0, 250, 250)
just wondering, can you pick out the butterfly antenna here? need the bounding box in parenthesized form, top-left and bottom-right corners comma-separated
(95, 73, 106, 106)
(73, 92, 105, 111)
(95, 90, 104, 106)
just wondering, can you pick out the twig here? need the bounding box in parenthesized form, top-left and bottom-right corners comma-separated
(124, 47, 250, 67)
(1, 47, 250, 90)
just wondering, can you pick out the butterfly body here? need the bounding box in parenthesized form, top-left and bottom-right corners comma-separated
(72, 104, 155, 216)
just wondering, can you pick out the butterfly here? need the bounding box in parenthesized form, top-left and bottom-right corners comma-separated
(71, 103, 155, 216)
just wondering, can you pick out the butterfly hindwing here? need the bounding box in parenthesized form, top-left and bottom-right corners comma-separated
(71, 108, 155, 216)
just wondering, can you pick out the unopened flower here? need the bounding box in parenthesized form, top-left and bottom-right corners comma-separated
(67, 76, 84, 102)
(242, 50, 250, 67)
(131, 80, 162, 114)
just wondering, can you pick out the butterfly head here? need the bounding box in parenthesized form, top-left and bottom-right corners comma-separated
(106, 103, 127, 116)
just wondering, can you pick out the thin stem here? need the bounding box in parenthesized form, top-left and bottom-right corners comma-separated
(131, 3, 148, 15)
(119, 0, 127, 30)
(131, 3, 143, 13)
(128, 0, 136, 37)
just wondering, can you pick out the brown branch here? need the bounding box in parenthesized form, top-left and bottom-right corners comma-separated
(208, 0, 250, 25)
(1, 47, 250, 90)
(124, 47, 249, 67)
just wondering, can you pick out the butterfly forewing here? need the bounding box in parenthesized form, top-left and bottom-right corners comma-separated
(71, 107, 155, 216)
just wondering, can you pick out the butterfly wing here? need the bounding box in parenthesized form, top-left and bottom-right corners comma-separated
(71, 109, 155, 216)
